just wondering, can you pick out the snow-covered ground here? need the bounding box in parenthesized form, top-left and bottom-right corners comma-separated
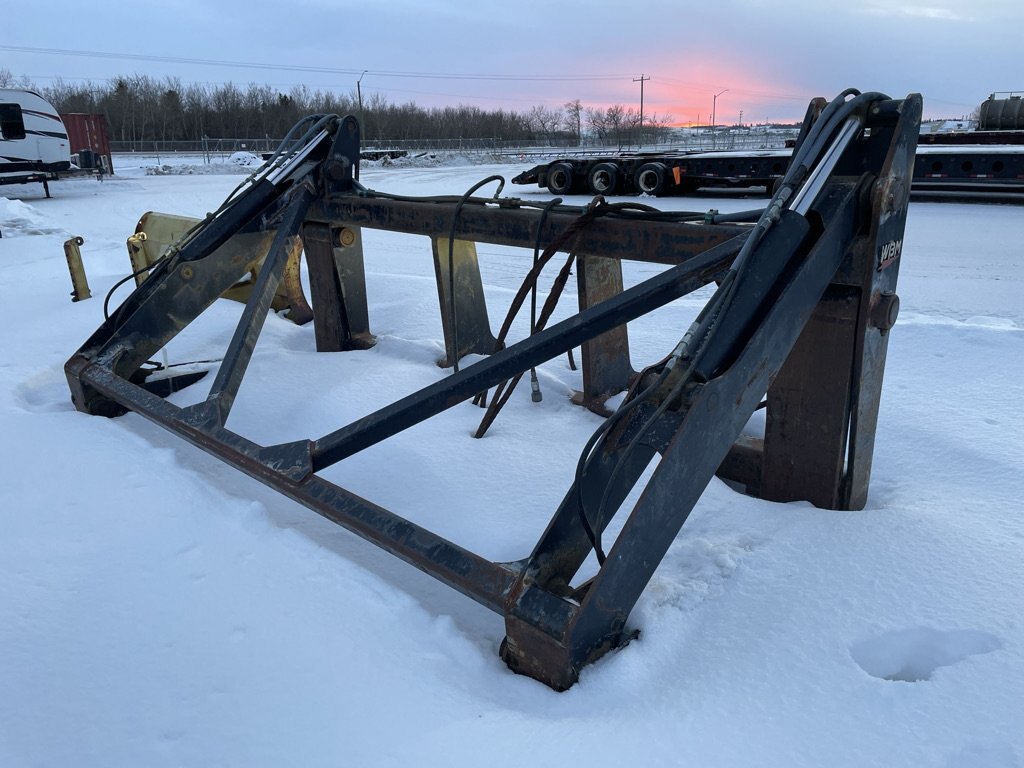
(1, 154, 1022, 767)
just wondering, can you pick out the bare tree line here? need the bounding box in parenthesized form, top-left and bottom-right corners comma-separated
(1, 69, 674, 147)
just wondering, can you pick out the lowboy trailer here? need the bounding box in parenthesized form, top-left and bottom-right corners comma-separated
(514, 99, 1024, 200)
(514, 143, 1024, 199)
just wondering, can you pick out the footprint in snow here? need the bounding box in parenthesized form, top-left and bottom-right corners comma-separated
(13, 370, 75, 413)
(944, 741, 1020, 768)
(850, 627, 1001, 682)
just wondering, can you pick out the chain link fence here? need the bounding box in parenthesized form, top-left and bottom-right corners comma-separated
(110, 129, 799, 162)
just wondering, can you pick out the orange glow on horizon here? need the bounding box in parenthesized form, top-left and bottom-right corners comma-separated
(580, 53, 816, 127)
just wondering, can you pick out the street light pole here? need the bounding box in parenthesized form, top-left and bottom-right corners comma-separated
(357, 69, 368, 122)
(354, 70, 369, 182)
(712, 88, 728, 149)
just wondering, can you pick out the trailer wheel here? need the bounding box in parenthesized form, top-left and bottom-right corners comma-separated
(587, 162, 619, 195)
(634, 162, 668, 196)
(546, 162, 576, 195)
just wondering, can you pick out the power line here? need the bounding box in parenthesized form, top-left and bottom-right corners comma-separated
(0, 45, 632, 83)
(657, 76, 811, 103)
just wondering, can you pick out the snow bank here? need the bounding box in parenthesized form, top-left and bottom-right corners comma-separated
(0, 196, 67, 237)
(145, 153, 264, 176)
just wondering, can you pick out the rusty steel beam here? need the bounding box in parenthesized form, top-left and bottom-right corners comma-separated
(306, 198, 742, 404)
(311, 196, 746, 267)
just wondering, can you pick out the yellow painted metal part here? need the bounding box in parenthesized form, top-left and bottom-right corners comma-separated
(126, 211, 313, 324)
(63, 236, 92, 302)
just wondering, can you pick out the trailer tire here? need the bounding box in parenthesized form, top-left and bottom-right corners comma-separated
(587, 162, 619, 195)
(546, 162, 576, 195)
(634, 162, 668, 196)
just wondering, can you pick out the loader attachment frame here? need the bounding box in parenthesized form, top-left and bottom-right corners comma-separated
(65, 92, 921, 690)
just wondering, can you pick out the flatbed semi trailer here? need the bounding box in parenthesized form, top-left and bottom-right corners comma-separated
(512, 141, 1024, 198)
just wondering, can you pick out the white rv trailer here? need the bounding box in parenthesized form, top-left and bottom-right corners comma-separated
(0, 89, 71, 196)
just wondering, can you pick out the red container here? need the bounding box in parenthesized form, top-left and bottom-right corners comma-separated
(60, 113, 114, 173)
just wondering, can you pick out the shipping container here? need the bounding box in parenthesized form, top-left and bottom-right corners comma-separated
(60, 113, 114, 174)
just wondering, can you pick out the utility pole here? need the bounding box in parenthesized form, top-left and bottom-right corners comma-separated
(634, 74, 650, 147)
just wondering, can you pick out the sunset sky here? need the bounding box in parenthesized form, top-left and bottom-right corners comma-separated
(6, 0, 1019, 125)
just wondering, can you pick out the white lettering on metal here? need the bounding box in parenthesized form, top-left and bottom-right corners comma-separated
(878, 238, 902, 270)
